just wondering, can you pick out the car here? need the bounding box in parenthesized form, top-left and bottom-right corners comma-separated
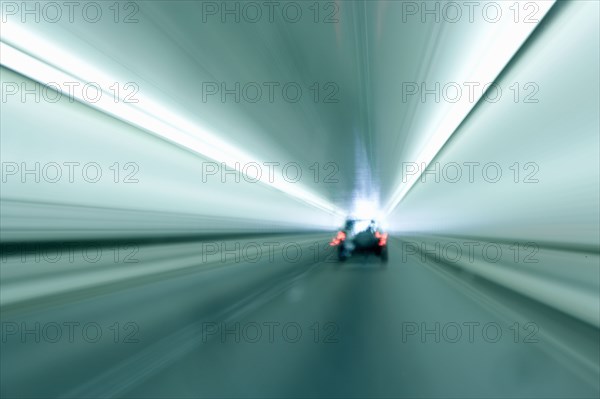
(330, 219, 388, 262)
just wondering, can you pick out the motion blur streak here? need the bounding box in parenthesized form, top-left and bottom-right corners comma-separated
(1, 1, 599, 398)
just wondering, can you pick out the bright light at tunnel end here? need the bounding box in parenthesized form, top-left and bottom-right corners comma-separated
(349, 198, 388, 229)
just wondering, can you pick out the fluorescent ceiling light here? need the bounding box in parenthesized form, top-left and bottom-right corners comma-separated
(382, 1, 555, 216)
(0, 36, 344, 217)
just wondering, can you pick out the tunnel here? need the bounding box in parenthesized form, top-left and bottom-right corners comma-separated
(0, 0, 599, 397)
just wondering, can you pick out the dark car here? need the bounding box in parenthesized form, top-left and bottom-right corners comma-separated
(330, 219, 388, 262)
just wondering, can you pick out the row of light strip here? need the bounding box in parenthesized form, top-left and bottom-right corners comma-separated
(0, 28, 345, 218)
(381, 1, 555, 217)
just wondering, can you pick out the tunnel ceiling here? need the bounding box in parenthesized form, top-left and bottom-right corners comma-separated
(0, 1, 555, 218)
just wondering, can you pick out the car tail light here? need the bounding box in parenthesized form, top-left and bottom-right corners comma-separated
(378, 232, 388, 246)
(329, 231, 346, 246)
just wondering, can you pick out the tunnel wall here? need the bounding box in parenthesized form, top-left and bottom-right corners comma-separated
(389, 1, 600, 326)
(0, 68, 339, 242)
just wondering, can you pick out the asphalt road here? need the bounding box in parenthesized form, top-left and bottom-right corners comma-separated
(1, 234, 598, 398)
